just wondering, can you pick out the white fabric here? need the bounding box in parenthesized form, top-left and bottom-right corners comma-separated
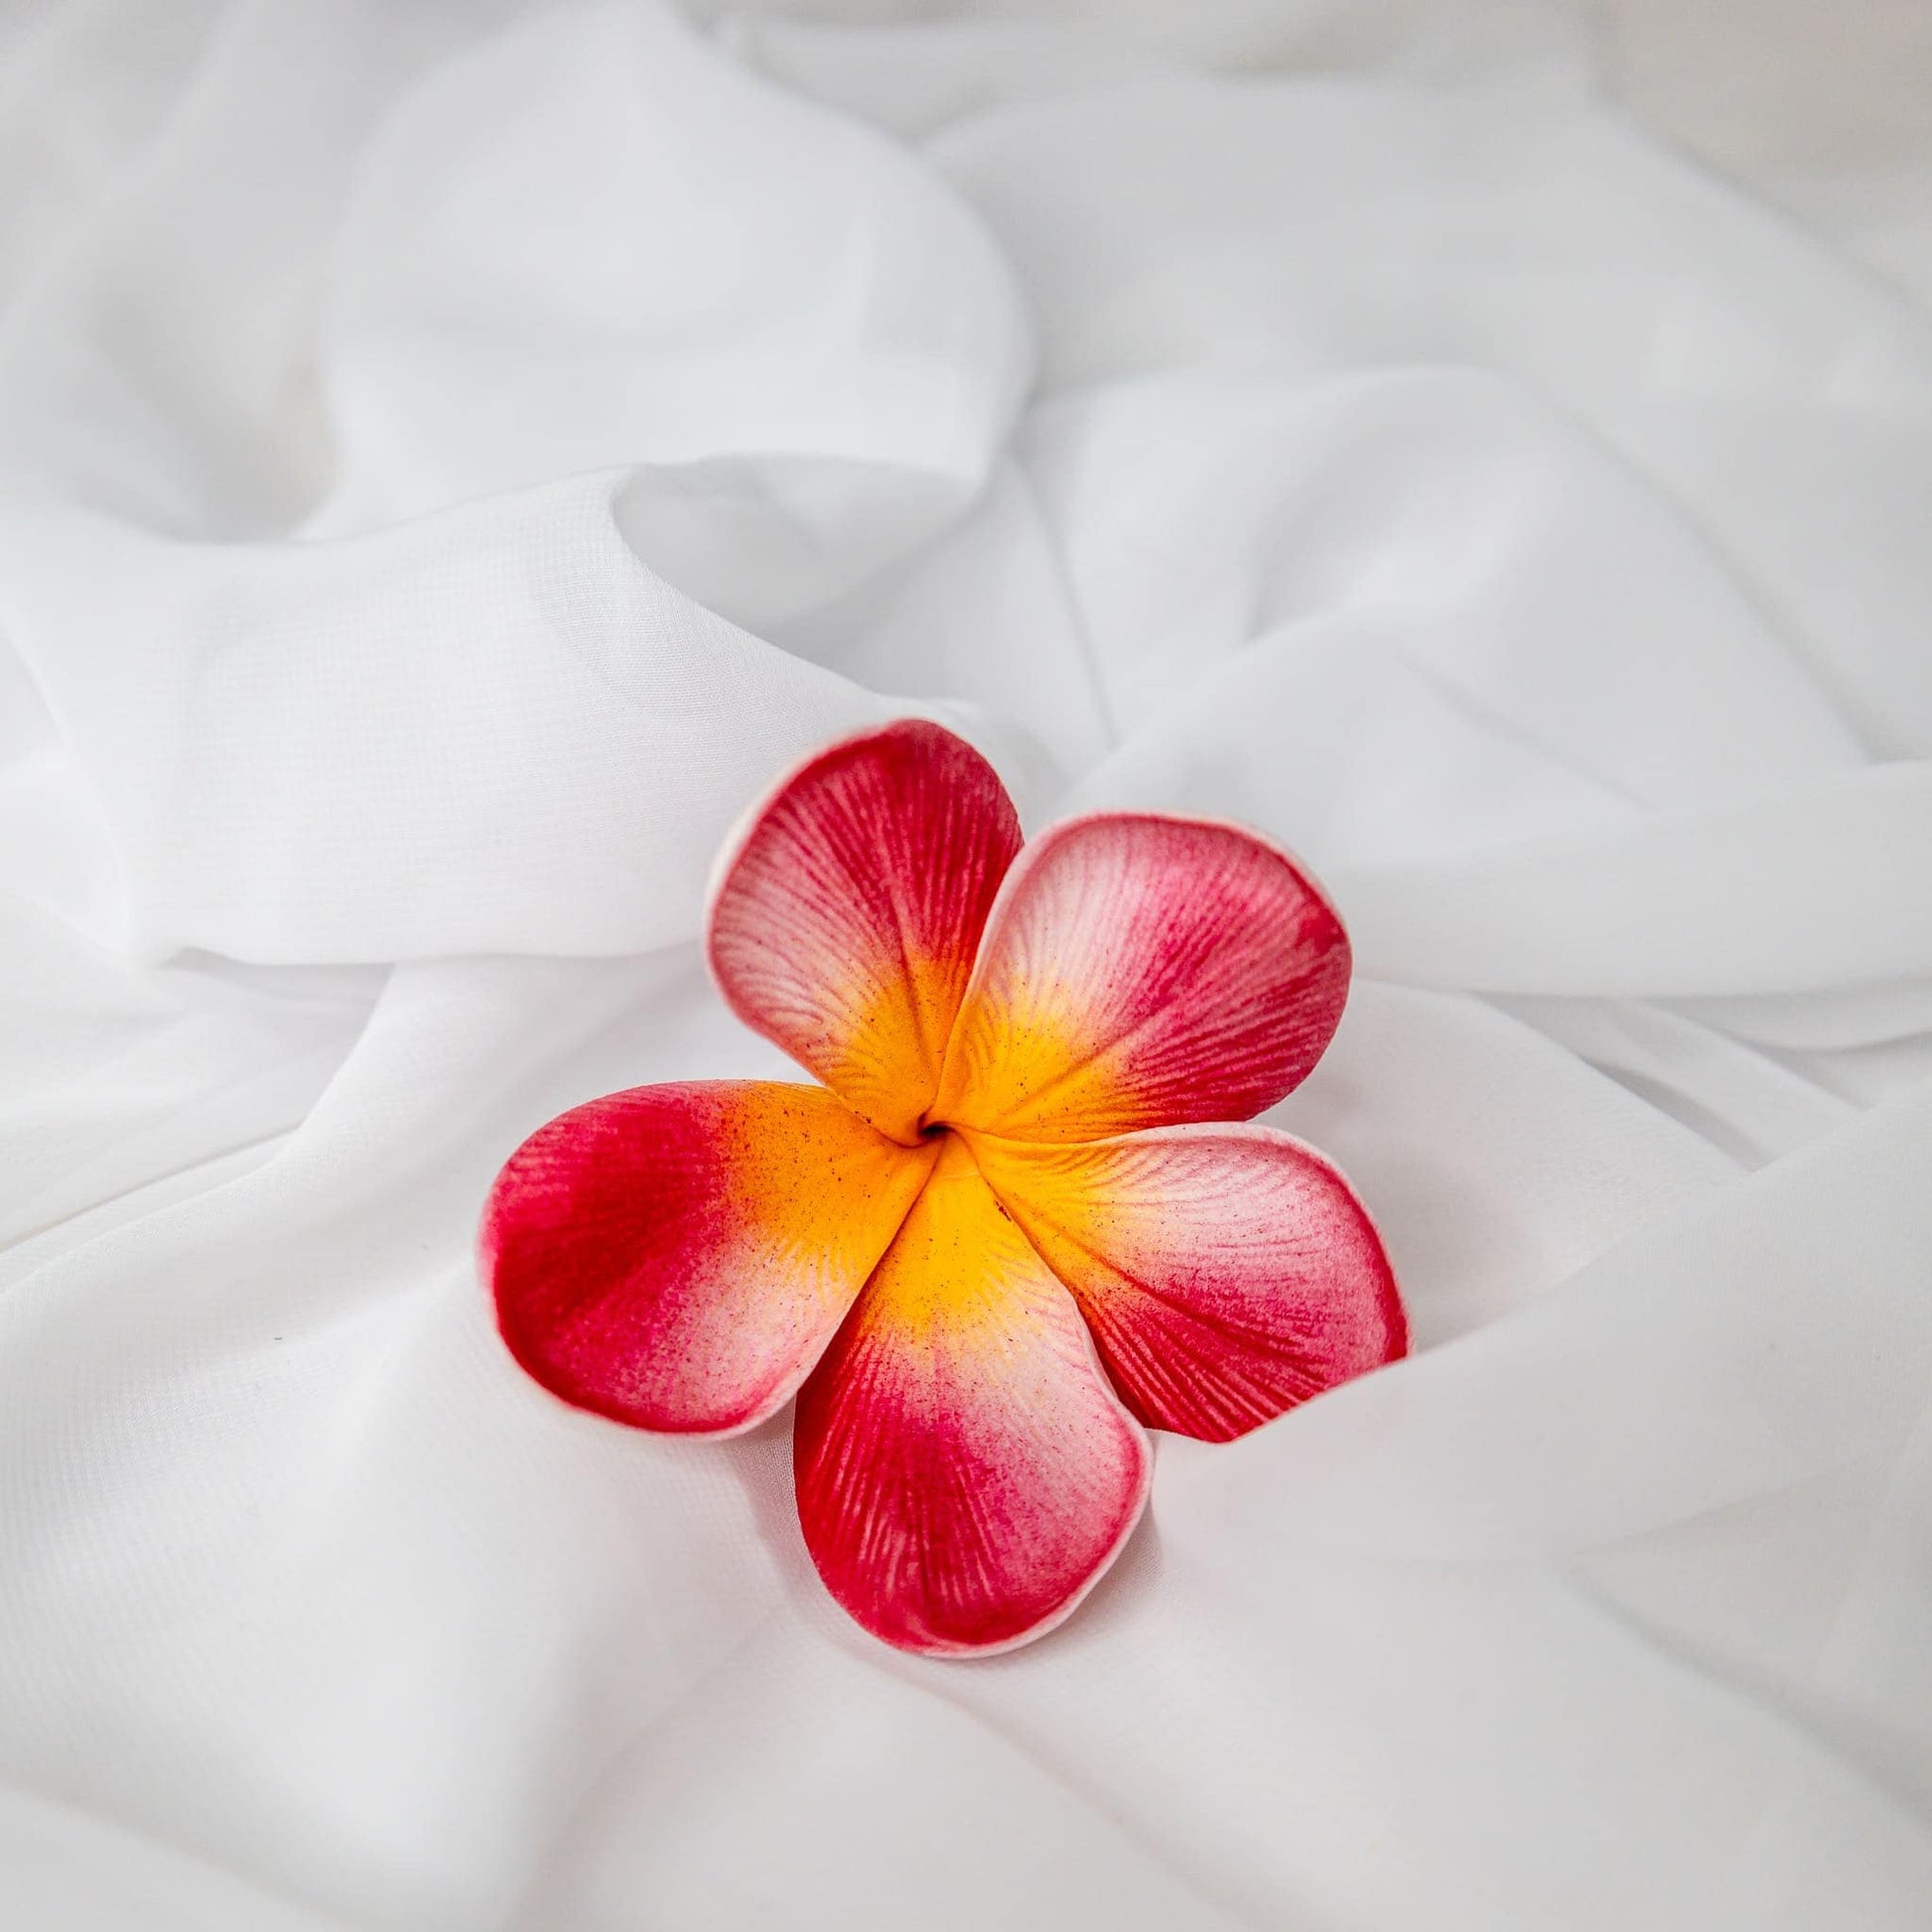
(2, 2, 1930, 1926)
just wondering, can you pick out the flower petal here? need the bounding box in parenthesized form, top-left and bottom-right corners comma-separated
(793, 1135, 1150, 1654)
(964, 1123, 1405, 1442)
(707, 721, 1023, 1144)
(483, 1081, 937, 1436)
(931, 813, 1350, 1141)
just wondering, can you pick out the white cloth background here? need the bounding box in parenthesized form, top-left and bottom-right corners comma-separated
(2, 1, 1930, 1926)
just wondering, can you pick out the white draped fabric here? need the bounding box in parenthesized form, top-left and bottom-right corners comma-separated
(3, 2, 1931, 1926)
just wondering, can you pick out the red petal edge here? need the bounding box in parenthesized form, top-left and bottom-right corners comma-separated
(964, 1122, 1406, 1443)
(483, 1080, 936, 1437)
(931, 811, 1351, 1142)
(706, 720, 1022, 1144)
(794, 1137, 1151, 1655)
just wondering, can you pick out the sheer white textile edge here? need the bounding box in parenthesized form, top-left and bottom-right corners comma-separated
(2, 3, 1930, 1928)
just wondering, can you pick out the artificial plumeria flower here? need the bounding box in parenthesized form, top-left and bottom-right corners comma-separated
(482, 721, 1405, 1655)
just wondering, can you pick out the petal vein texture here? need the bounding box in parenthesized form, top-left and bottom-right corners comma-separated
(486, 1080, 937, 1436)
(709, 721, 1022, 1143)
(795, 1136, 1151, 1654)
(964, 1123, 1405, 1442)
(933, 813, 1350, 1141)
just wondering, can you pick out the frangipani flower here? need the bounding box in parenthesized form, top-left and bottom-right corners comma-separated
(483, 721, 1404, 1655)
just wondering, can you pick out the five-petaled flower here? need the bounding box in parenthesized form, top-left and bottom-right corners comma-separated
(482, 721, 1405, 1655)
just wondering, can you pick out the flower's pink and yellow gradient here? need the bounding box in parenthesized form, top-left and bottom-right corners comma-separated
(483, 722, 1405, 1655)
